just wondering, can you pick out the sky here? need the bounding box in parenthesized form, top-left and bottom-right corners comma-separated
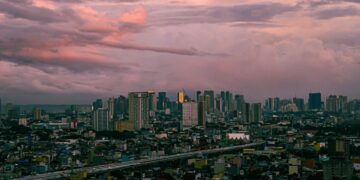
(0, 0, 360, 104)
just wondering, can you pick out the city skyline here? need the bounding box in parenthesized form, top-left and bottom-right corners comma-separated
(1, 0, 360, 104)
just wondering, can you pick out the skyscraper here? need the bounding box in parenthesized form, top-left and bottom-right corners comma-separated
(107, 97, 116, 120)
(157, 92, 167, 111)
(215, 95, 223, 113)
(308, 92, 322, 111)
(326, 95, 338, 112)
(265, 97, 280, 112)
(196, 91, 202, 102)
(234, 94, 245, 114)
(293, 97, 305, 112)
(92, 99, 103, 111)
(129, 92, 150, 130)
(204, 90, 214, 112)
(182, 101, 198, 128)
(33, 108, 42, 121)
(115, 95, 127, 119)
(323, 138, 353, 180)
(250, 103, 262, 123)
(326, 95, 348, 113)
(338, 95, 347, 113)
(243, 103, 251, 122)
(198, 95, 210, 128)
(177, 90, 185, 104)
(148, 91, 157, 117)
(92, 108, 112, 131)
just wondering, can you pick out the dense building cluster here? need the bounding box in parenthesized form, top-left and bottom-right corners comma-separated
(0, 91, 360, 179)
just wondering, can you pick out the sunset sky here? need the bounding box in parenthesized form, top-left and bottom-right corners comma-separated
(0, 0, 360, 103)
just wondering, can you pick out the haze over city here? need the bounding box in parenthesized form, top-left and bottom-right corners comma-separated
(0, 0, 360, 104)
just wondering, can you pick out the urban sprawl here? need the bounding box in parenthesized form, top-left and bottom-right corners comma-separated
(0, 91, 360, 179)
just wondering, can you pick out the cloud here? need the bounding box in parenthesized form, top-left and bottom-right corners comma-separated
(313, 5, 360, 19)
(0, 0, 360, 103)
(149, 3, 298, 26)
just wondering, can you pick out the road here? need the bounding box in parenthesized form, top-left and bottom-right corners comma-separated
(19, 141, 264, 180)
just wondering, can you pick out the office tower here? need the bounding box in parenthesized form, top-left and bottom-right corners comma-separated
(107, 97, 116, 120)
(292, 97, 305, 112)
(250, 103, 262, 123)
(92, 108, 112, 131)
(129, 92, 150, 130)
(215, 95, 223, 113)
(33, 108, 42, 121)
(308, 92, 322, 111)
(92, 99, 103, 111)
(178, 90, 185, 104)
(326, 95, 348, 113)
(326, 95, 338, 112)
(196, 91, 202, 102)
(204, 90, 214, 112)
(265, 97, 280, 112)
(323, 138, 353, 180)
(148, 91, 157, 117)
(338, 95, 347, 113)
(243, 103, 251, 122)
(234, 94, 245, 113)
(280, 99, 292, 107)
(7, 104, 20, 120)
(182, 101, 198, 127)
(347, 100, 360, 114)
(67, 105, 78, 119)
(115, 95, 127, 119)
(198, 95, 210, 128)
(157, 92, 167, 111)
(225, 91, 231, 112)
(220, 91, 225, 112)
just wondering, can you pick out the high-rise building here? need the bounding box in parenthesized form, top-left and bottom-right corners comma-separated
(265, 97, 280, 112)
(234, 94, 245, 114)
(250, 103, 262, 123)
(198, 95, 210, 128)
(204, 90, 214, 112)
(92, 99, 103, 111)
(323, 138, 353, 180)
(129, 92, 150, 130)
(107, 97, 116, 120)
(338, 95, 348, 113)
(308, 92, 322, 111)
(178, 90, 185, 104)
(182, 101, 198, 128)
(6, 104, 20, 120)
(157, 92, 167, 111)
(33, 108, 42, 121)
(347, 100, 360, 114)
(293, 97, 305, 112)
(215, 95, 223, 113)
(326, 95, 338, 112)
(148, 91, 157, 117)
(92, 108, 112, 131)
(326, 95, 348, 113)
(243, 103, 251, 122)
(115, 95, 127, 119)
(196, 91, 202, 102)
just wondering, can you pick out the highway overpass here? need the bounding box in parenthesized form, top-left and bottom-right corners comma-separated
(19, 141, 264, 180)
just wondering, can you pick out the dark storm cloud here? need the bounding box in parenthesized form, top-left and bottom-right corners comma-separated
(150, 3, 298, 26)
(0, 0, 72, 23)
(313, 5, 360, 19)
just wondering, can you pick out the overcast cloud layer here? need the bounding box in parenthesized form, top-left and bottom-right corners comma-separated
(0, 0, 360, 104)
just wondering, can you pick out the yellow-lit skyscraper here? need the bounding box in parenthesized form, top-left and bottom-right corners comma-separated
(178, 91, 185, 103)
